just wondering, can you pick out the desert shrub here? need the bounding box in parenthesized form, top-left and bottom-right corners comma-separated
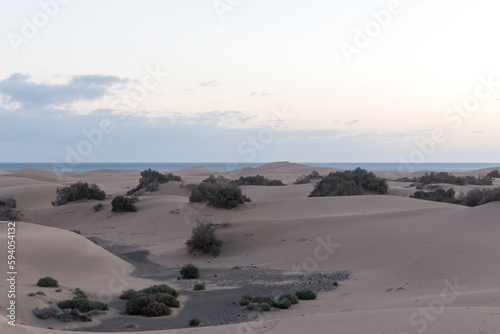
(140, 285, 179, 298)
(247, 304, 256, 310)
(279, 294, 299, 305)
(120, 289, 138, 300)
(487, 170, 500, 178)
(411, 188, 459, 204)
(28, 293, 36, 297)
(36, 291, 46, 296)
(111, 196, 137, 213)
(37, 276, 59, 288)
(52, 182, 106, 206)
(127, 169, 182, 196)
(241, 294, 252, 302)
(0, 197, 22, 221)
(55, 288, 62, 292)
(258, 302, 271, 311)
(236, 175, 284, 186)
(180, 264, 200, 279)
(309, 168, 387, 197)
(125, 294, 172, 317)
(185, 221, 223, 256)
(295, 290, 317, 300)
(460, 187, 500, 207)
(73, 288, 87, 299)
(193, 283, 206, 291)
(252, 295, 274, 305)
(155, 293, 180, 308)
(93, 203, 104, 212)
(58, 297, 108, 313)
(275, 298, 291, 309)
(294, 171, 323, 185)
(189, 175, 250, 209)
(33, 306, 60, 319)
(415, 172, 492, 187)
(189, 318, 201, 326)
(239, 299, 250, 306)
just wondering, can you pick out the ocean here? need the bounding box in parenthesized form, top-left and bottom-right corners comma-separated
(0, 162, 499, 173)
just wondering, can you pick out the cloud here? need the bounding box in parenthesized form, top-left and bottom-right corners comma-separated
(200, 80, 218, 88)
(250, 92, 272, 97)
(0, 73, 126, 109)
(345, 119, 359, 126)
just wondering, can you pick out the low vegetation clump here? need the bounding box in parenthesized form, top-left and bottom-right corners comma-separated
(58, 294, 109, 313)
(140, 284, 179, 297)
(236, 175, 284, 186)
(294, 170, 322, 184)
(121, 284, 180, 317)
(93, 203, 104, 212)
(410, 187, 500, 207)
(111, 196, 137, 212)
(33, 306, 104, 322)
(180, 263, 200, 279)
(411, 188, 459, 204)
(487, 170, 500, 178)
(193, 283, 206, 291)
(52, 182, 106, 206)
(0, 197, 22, 221)
(309, 168, 388, 197)
(189, 318, 201, 326)
(295, 290, 317, 300)
(237, 291, 314, 312)
(186, 221, 223, 256)
(411, 172, 493, 189)
(459, 187, 500, 207)
(37, 276, 59, 288)
(125, 294, 172, 317)
(189, 175, 251, 209)
(126, 169, 182, 196)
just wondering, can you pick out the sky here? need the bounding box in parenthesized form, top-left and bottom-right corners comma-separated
(0, 0, 499, 165)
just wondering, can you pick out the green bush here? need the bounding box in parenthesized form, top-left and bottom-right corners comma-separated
(411, 188, 459, 204)
(189, 318, 201, 326)
(460, 187, 500, 207)
(189, 175, 251, 209)
(127, 169, 182, 196)
(279, 294, 299, 305)
(295, 290, 317, 300)
(52, 182, 106, 206)
(37, 277, 59, 288)
(252, 295, 274, 305)
(58, 297, 108, 313)
(0, 197, 22, 221)
(140, 285, 178, 297)
(294, 171, 323, 185)
(309, 168, 388, 197)
(155, 293, 180, 308)
(125, 294, 171, 317)
(275, 298, 291, 309)
(258, 302, 271, 311)
(93, 203, 104, 212)
(180, 264, 200, 279)
(415, 172, 492, 187)
(239, 299, 250, 306)
(186, 221, 223, 256)
(487, 170, 500, 178)
(111, 196, 137, 213)
(193, 283, 205, 291)
(36, 291, 46, 296)
(28, 293, 36, 297)
(236, 175, 284, 186)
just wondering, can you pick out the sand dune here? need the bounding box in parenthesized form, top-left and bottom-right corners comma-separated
(0, 163, 499, 333)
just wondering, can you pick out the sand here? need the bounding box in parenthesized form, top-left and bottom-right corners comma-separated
(1, 162, 500, 333)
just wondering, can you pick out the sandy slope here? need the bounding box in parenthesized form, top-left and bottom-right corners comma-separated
(1, 162, 500, 333)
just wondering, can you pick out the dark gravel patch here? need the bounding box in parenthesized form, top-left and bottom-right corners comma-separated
(66, 245, 350, 332)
